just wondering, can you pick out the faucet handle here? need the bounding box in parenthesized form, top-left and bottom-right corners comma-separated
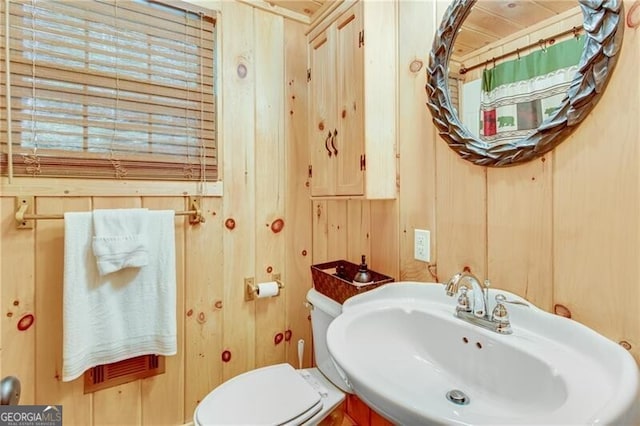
(492, 294, 510, 323)
(456, 287, 471, 313)
(501, 298, 530, 307)
(492, 294, 512, 334)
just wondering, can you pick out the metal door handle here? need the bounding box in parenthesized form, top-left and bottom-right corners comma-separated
(330, 129, 338, 156)
(324, 131, 332, 157)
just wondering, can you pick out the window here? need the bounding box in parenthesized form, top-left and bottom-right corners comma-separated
(0, 0, 217, 181)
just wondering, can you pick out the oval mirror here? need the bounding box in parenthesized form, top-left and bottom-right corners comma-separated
(426, 0, 625, 167)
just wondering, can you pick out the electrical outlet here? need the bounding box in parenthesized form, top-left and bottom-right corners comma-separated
(414, 229, 430, 262)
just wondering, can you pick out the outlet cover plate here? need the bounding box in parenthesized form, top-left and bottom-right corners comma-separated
(414, 229, 430, 262)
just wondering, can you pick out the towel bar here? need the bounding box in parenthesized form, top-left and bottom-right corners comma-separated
(14, 196, 206, 229)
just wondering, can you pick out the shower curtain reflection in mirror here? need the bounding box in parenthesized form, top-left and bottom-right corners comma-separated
(461, 35, 585, 147)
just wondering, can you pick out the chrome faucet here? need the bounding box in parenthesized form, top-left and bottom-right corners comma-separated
(444, 272, 488, 317)
(444, 271, 513, 334)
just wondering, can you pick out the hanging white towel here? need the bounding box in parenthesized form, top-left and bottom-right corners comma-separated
(92, 208, 149, 276)
(62, 210, 177, 382)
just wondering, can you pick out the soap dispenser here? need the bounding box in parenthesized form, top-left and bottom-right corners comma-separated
(335, 263, 347, 279)
(352, 255, 373, 284)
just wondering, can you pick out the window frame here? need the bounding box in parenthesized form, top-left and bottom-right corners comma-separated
(0, 0, 223, 196)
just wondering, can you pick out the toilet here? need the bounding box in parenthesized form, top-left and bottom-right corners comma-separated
(193, 288, 352, 425)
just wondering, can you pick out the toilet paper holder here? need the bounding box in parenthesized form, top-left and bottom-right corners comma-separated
(245, 274, 284, 301)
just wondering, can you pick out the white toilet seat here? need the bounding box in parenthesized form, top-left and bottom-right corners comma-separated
(194, 363, 341, 425)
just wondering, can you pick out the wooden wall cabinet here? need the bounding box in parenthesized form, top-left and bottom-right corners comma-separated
(308, 1, 397, 199)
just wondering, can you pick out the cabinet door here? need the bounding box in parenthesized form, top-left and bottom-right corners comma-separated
(334, 5, 364, 196)
(309, 30, 336, 197)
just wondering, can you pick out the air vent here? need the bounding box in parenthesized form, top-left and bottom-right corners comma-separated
(84, 355, 165, 394)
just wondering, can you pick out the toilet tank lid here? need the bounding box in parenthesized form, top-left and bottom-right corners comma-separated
(306, 288, 342, 318)
(195, 363, 321, 425)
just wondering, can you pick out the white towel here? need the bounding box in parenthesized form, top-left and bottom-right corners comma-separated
(62, 210, 177, 382)
(92, 208, 149, 276)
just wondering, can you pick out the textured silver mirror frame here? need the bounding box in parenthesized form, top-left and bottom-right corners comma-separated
(426, 0, 625, 167)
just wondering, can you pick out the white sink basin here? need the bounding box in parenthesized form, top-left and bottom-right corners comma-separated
(327, 282, 640, 425)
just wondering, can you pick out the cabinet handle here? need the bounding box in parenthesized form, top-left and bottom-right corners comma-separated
(330, 129, 338, 156)
(324, 131, 332, 157)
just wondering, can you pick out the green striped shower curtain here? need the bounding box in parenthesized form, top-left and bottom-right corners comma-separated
(480, 36, 585, 146)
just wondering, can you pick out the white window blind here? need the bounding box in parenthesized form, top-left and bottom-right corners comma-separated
(0, 0, 217, 181)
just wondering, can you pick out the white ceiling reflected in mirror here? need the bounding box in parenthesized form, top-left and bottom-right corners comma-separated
(426, 0, 625, 167)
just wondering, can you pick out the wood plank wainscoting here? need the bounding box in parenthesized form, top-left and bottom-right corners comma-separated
(1, 1, 638, 426)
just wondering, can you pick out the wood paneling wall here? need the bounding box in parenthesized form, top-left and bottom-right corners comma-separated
(443, 1, 638, 362)
(1, 2, 638, 426)
(0, 2, 312, 425)
(313, 0, 639, 366)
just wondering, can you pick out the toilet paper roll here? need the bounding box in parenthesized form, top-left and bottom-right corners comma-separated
(256, 281, 280, 298)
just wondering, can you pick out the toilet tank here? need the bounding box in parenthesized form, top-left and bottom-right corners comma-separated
(306, 288, 352, 393)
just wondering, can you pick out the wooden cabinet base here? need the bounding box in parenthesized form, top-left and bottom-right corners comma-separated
(345, 394, 393, 426)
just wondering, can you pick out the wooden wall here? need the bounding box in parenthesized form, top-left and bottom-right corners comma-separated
(437, 0, 639, 363)
(316, 0, 639, 366)
(1, 1, 638, 426)
(0, 2, 312, 425)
